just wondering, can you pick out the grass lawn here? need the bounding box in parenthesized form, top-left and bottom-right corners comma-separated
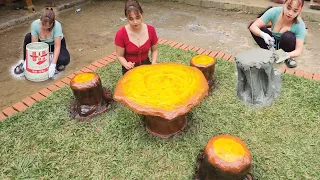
(0, 44, 319, 179)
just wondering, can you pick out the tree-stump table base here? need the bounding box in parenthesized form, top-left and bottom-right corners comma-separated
(144, 115, 187, 138)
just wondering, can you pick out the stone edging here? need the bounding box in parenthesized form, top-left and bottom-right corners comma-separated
(0, 38, 319, 120)
(0, 0, 89, 31)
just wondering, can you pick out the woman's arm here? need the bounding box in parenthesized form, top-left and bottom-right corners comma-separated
(249, 18, 268, 37)
(150, 44, 158, 64)
(288, 39, 304, 58)
(53, 37, 62, 64)
(31, 35, 38, 42)
(116, 45, 134, 69)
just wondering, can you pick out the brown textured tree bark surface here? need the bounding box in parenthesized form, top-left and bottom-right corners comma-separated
(70, 72, 111, 120)
(195, 135, 253, 180)
(190, 55, 216, 95)
(144, 115, 186, 138)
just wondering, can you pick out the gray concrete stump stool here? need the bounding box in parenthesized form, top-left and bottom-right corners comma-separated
(235, 48, 281, 107)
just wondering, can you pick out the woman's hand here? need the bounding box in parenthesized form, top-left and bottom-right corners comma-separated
(124, 61, 135, 70)
(260, 31, 274, 46)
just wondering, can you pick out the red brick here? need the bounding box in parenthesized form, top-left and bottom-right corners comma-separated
(303, 72, 314, 79)
(197, 48, 205, 54)
(91, 61, 104, 68)
(191, 46, 200, 51)
(22, 96, 36, 107)
(159, 39, 168, 44)
(111, 52, 116, 56)
(86, 64, 98, 71)
(2, 107, 17, 116)
(0, 112, 6, 121)
(174, 43, 183, 48)
(39, 88, 52, 97)
(164, 40, 173, 45)
(61, 77, 71, 85)
(169, 41, 178, 47)
(209, 51, 218, 57)
(47, 84, 60, 91)
(104, 56, 116, 63)
(285, 68, 295, 75)
(179, 44, 189, 50)
(215, 51, 225, 59)
(158, 38, 164, 44)
(295, 70, 304, 77)
(54, 81, 67, 88)
(80, 67, 92, 73)
(31, 92, 46, 101)
(98, 59, 109, 65)
(202, 50, 212, 55)
(228, 55, 235, 62)
(313, 74, 320, 81)
(279, 64, 286, 73)
(186, 46, 195, 50)
(222, 53, 232, 61)
(12, 102, 28, 112)
(107, 54, 117, 60)
(74, 71, 83, 75)
(67, 73, 76, 79)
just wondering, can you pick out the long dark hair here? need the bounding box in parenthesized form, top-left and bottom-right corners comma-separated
(124, 0, 143, 17)
(40, 7, 55, 31)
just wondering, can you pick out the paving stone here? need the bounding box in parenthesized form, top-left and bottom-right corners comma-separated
(54, 81, 67, 88)
(2, 107, 18, 116)
(0, 112, 6, 121)
(304, 72, 314, 79)
(86, 64, 98, 71)
(91, 61, 104, 68)
(39, 88, 52, 97)
(12, 102, 28, 112)
(22, 96, 36, 107)
(31, 92, 46, 101)
(47, 84, 60, 91)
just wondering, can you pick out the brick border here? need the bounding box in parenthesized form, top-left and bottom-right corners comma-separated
(1, 39, 319, 120)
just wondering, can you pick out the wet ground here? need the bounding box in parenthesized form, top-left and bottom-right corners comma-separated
(0, 0, 320, 110)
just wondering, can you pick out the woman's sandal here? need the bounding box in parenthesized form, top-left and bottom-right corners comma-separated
(285, 58, 297, 68)
(14, 62, 24, 75)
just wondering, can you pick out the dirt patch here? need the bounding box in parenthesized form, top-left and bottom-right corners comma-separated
(0, 0, 320, 110)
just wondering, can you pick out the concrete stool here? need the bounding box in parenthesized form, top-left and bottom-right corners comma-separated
(235, 48, 281, 107)
(70, 72, 112, 120)
(190, 55, 216, 95)
(195, 135, 253, 180)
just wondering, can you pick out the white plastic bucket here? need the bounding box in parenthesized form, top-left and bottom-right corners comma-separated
(25, 42, 50, 82)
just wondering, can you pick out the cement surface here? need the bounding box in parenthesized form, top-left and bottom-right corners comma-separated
(0, 0, 320, 110)
(236, 48, 275, 70)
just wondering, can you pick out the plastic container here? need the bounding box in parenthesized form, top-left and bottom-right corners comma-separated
(25, 42, 50, 82)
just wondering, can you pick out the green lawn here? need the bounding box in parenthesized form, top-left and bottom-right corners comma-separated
(1, 44, 319, 179)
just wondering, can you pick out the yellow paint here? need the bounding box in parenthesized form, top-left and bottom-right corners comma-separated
(120, 63, 206, 111)
(74, 73, 95, 83)
(192, 55, 215, 65)
(213, 138, 245, 163)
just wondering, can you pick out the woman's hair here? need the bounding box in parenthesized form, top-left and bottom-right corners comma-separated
(124, 0, 143, 17)
(284, 0, 304, 23)
(40, 7, 55, 30)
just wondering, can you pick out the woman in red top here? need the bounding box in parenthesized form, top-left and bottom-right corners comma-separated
(115, 0, 158, 75)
